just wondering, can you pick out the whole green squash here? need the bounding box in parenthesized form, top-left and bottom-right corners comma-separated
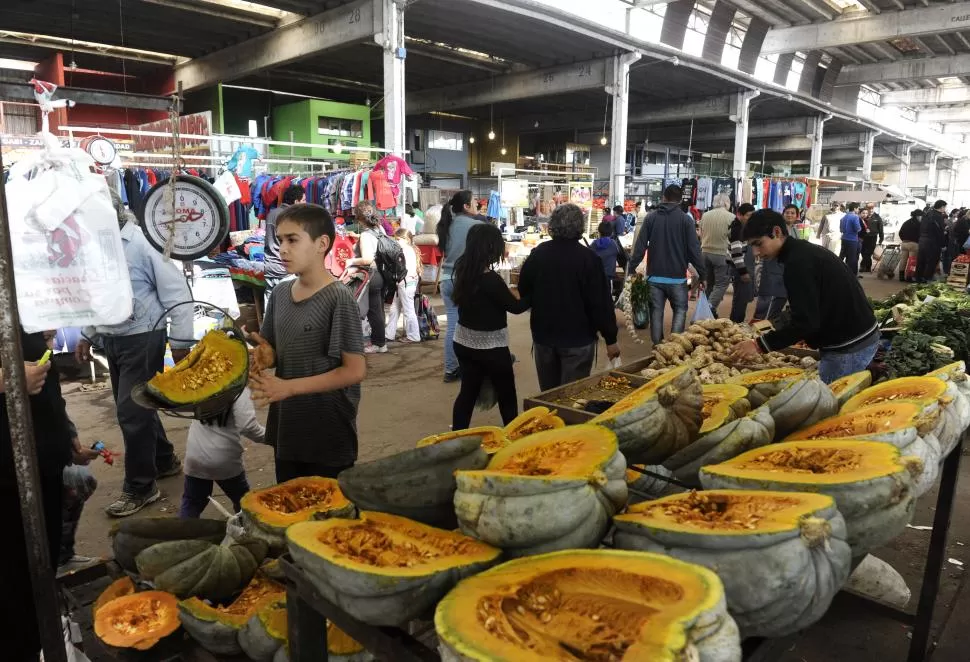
(136, 538, 268, 603)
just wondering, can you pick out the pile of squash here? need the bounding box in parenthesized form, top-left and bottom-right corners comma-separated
(95, 357, 970, 661)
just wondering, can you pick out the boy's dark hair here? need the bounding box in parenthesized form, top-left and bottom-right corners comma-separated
(737, 203, 756, 216)
(613, 205, 625, 215)
(847, 202, 859, 212)
(282, 184, 305, 206)
(783, 204, 799, 216)
(663, 185, 683, 202)
(742, 209, 788, 241)
(934, 199, 948, 210)
(275, 203, 336, 252)
(597, 221, 614, 238)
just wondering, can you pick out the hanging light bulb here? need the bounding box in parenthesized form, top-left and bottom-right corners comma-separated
(469, 135, 476, 144)
(488, 130, 495, 141)
(501, 146, 507, 155)
(332, 141, 343, 154)
(600, 136, 608, 146)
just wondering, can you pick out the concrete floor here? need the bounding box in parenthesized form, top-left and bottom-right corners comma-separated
(61, 273, 969, 660)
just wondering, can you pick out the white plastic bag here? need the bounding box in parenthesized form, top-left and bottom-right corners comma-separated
(213, 170, 242, 205)
(4, 136, 133, 332)
(692, 291, 715, 322)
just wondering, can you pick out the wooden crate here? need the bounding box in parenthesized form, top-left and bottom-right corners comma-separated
(523, 371, 649, 424)
(615, 355, 655, 377)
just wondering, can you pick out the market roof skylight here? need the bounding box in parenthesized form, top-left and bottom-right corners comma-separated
(827, 0, 868, 13)
(0, 31, 187, 64)
(196, 0, 301, 20)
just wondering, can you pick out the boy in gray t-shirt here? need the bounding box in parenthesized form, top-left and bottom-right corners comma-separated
(249, 204, 366, 482)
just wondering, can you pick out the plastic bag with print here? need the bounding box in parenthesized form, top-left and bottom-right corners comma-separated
(4, 136, 133, 332)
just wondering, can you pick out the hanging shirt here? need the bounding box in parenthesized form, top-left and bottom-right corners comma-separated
(792, 182, 808, 209)
(367, 170, 396, 210)
(782, 182, 794, 208)
(754, 178, 765, 208)
(681, 178, 698, 207)
(373, 155, 415, 198)
(695, 178, 713, 210)
(227, 145, 260, 178)
(487, 190, 502, 219)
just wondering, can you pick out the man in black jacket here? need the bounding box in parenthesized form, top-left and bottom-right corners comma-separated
(917, 200, 947, 283)
(630, 185, 705, 345)
(519, 203, 620, 391)
(897, 209, 922, 282)
(731, 210, 879, 384)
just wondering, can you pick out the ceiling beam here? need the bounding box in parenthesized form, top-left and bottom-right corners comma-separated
(918, 106, 970, 122)
(174, 0, 378, 92)
(837, 53, 970, 86)
(0, 82, 174, 111)
(882, 87, 970, 106)
(408, 58, 610, 115)
(508, 95, 733, 133)
(762, 2, 970, 54)
(137, 0, 286, 28)
(939, 122, 970, 134)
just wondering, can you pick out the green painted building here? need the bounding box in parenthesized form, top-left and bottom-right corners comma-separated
(271, 99, 372, 162)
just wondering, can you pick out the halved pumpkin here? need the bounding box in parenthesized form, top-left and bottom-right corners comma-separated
(287, 511, 501, 627)
(591, 365, 704, 464)
(785, 401, 941, 496)
(841, 376, 948, 418)
(764, 377, 838, 440)
(703, 384, 751, 419)
(614, 490, 851, 638)
(829, 370, 872, 407)
(240, 477, 355, 550)
(625, 464, 683, 503)
(728, 367, 804, 407)
(94, 591, 180, 651)
(503, 407, 565, 441)
(179, 575, 285, 655)
(238, 599, 373, 662)
(338, 435, 488, 529)
(455, 425, 627, 557)
(147, 330, 248, 405)
(663, 405, 776, 487)
(416, 426, 509, 455)
(93, 576, 136, 619)
(699, 440, 922, 557)
(924, 362, 970, 455)
(434, 549, 741, 662)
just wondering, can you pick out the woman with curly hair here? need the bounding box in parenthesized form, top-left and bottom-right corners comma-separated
(450, 223, 529, 429)
(518, 203, 619, 391)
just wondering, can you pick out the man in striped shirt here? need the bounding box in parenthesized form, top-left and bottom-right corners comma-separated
(729, 203, 756, 323)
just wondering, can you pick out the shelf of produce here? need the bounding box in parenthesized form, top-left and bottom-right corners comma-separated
(522, 371, 649, 424)
(280, 556, 439, 662)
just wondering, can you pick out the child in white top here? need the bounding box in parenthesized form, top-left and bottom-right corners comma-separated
(385, 228, 422, 343)
(180, 387, 265, 517)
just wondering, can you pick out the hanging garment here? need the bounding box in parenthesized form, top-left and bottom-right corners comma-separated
(487, 190, 502, 219)
(769, 181, 784, 212)
(681, 178, 698, 207)
(742, 178, 754, 206)
(792, 182, 808, 209)
(227, 145, 260, 178)
(782, 181, 794, 208)
(695, 177, 713, 210)
(713, 178, 735, 210)
(367, 169, 396, 210)
(754, 178, 765, 209)
(373, 155, 415, 198)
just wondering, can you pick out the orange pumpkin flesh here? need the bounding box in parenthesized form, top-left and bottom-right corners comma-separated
(93, 576, 136, 619)
(94, 591, 180, 650)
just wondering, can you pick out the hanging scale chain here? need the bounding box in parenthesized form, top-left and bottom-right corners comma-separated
(162, 95, 182, 260)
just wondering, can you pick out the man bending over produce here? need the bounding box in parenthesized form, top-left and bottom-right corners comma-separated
(731, 209, 879, 383)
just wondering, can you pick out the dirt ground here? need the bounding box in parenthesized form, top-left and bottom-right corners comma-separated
(62, 273, 970, 660)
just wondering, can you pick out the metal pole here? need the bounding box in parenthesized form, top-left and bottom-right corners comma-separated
(0, 142, 68, 661)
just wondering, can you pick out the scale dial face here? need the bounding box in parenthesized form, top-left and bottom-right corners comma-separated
(140, 176, 229, 260)
(86, 137, 117, 165)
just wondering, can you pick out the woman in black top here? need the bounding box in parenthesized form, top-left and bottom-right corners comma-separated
(451, 224, 529, 430)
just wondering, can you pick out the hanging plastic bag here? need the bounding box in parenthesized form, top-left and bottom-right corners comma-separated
(692, 291, 715, 322)
(213, 170, 242, 205)
(4, 135, 133, 332)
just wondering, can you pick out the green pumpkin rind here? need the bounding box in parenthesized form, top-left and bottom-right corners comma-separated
(337, 436, 488, 529)
(238, 600, 287, 662)
(613, 491, 853, 639)
(178, 601, 245, 655)
(146, 330, 249, 406)
(764, 378, 839, 441)
(137, 539, 268, 602)
(663, 406, 776, 487)
(592, 365, 704, 465)
(110, 517, 225, 572)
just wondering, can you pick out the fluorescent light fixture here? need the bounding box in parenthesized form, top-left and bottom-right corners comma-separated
(248, 120, 258, 138)
(221, 84, 316, 100)
(0, 58, 37, 71)
(197, 0, 297, 19)
(0, 31, 185, 63)
(828, 0, 867, 11)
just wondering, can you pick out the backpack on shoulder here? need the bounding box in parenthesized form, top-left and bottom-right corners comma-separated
(373, 230, 408, 285)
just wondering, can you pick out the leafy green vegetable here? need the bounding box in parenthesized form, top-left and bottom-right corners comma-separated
(885, 330, 952, 379)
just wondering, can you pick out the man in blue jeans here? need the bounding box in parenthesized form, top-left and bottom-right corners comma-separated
(731, 210, 879, 383)
(840, 202, 863, 276)
(629, 184, 705, 345)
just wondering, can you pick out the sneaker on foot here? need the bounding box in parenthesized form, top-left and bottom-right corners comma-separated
(157, 455, 182, 478)
(364, 344, 388, 354)
(443, 370, 462, 383)
(57, 555, 98, 575)
(105, 488, 161, 518)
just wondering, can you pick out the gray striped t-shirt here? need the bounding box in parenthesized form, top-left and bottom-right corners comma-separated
(261, 279, 364, 465)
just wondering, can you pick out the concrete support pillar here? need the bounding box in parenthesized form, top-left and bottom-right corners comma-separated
(608, 52, 641, 205)
(927, 151, 940, 200)
(381, 0, 406, 157)
(809, 114, 832, 179)
(861, 130, 878, 189)
(948, 161, 960, 203)
(731, 90, 760, 201)
(899, 143, 913, 194)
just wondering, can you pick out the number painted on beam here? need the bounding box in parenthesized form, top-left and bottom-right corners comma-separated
(577, 64, 593, 77)
(541, 73, 555, 85)
(349, 7, 361, 23)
